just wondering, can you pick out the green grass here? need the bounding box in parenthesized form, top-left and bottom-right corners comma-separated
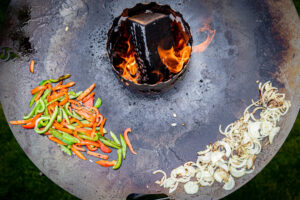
(0, 1, 299, 200)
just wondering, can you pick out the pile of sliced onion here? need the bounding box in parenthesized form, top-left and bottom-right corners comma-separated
(153, 81, 291, 194)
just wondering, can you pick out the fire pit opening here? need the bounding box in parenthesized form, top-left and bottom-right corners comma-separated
(107, 2, 192, 93)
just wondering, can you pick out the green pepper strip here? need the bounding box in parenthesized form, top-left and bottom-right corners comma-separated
(99, 135, 121, 149)
(64, 102, 82, 120)
(68, 123, 107, 133)
(73, 111, 84, 120)
(113, 149, 122, 170)
(110, 131, 120, 145)
(120, 134, 127, 159)
(24, 102, 39, 120)
(47, 96, 63, 106)
(68, 91, 83, 99)
(43, 99, 49, 116)
(49, 74, 71, 83)
(94, 98, 102, 108)
(34, 106, 58, 134)
(35, 99, 46, 114)
(41, 89, 51, 100)
(58, 144, 72, 156)
(29, 92, 38, 108)
(39, 118, 49, 127)
(61, 108, 70, 124)
(57, 107, 62, 123)
(78, 133, 99, 141)
(49, 128, 80, 145)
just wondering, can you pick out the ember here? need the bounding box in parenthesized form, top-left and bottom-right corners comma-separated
(107, 3, 192, 93)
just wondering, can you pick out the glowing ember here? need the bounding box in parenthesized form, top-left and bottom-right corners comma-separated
(192, 23, 216, 53)
(157, 38, 191, 74)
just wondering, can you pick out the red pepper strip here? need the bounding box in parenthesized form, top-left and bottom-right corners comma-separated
(100, 118, 106, 136)
(59, 91, 69, 106)
(73, 144, 86, 152)
(49, 89, 67, 102)
(34, 89, 44, 101)
(95, 160, 116, 167)
(52, 81, 63, 90)
(86, 145, 98, 151)
(53, 122, 73, 134)
(30, 60, 34, 74)
(82, 92, 95, 103)
(77, 83, 95, 101)
(48, 135, 67, 145)
(21, 113, 43, 129)
(98, 140, 112, 153)
(80, 140, 100, 147)
(87, 151, 109, 160)
(83, 97, 94, 107)
(75, 127, 92, 135)
(71, 145, 87, 160)
(69, 118, 84, 127)
(124, 128, 137, 155)
(53, 82, 75, 90)
(31, 85, 47, 95)
(44, 132, 51, 135)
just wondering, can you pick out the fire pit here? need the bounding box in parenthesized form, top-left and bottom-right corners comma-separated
(107, 2, 192, 93)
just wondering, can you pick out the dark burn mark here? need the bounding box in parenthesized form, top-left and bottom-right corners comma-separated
(17, 5, 31, 27)
(250, 0, 289, 88)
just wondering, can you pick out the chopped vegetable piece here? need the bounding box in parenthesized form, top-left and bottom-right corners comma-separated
(110, 131, 121, 145)
(120, 134, 127, 159)
(71, 145, 87, 160)
(77, 83, 95, 101)
(30, 60, 34, 73)
(95, 160, 116, 167)
(48, 135, 67, 145)
(34, 106, 58, 134)
(94, 98, 102, 108)
(87, 151, 109, 160)
(31, 85, 47, 95)
(113, 149, 122, 170)
(58, 144, 72, 156)
(123, 128, 137, 155)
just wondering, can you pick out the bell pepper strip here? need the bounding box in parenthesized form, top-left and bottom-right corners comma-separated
(100, 118, 106, 136)
(34, 89, 44, 101)
(94, 98, 102, 108)
(83, 97, 94, 107)
(31, 85, 47, 95)
(21, 113, 43, 129)
(34, 106, 58, 134)
(109, 131, 121, 145)
(49, 128, 79, 144)
(29, 92, 39, 108)
(69, 99, 81, 108)
(91, 122, 97, 138)
(54, 82, 75, 90)
(123, 128, 137, 155)
(87, 151, 109, 160)
(69, 118, 83, 127)
(72, 110, 84, 120)
(49, 90, 67, 102)
(58, 144, 72, 156)
(43, 99, 49, 116)
(95, 160, 116, 167)
(53, 122, 73, 134)
(44, 132, 51, 135)
(77, 83, 95, 101)
(10, 118, 34, 125)
(68, 91, 83, 99)
(59, 92, 69, 106)
(71, 145, 87, 160)
(61, 108, 70, 124)
(98, 140, 112, 153)
(41, 89, 51, 100)
(49, 74, 71, 83)
(113, 149, 123, 170)
(48, 135, 67, 145)
(75, 110, 95, 122)
(82, 92, 95, 103)
(30, 60, 35, 73)
(86, 145, 98, 151)
(64, 103, 83, 120)
(120, 134, 127, 159)
(78, 133, 98, 141)
(56, 108, 62, 123)
(72, 144, 86, 152)
(99, 136, 121, 149)
(75, 127, 92, 135)
(35, 99, 46, 115)
(24, 102, 39, 120)
(46, 83, 53, 91)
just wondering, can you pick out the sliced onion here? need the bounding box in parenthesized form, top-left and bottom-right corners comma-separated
(184, 181, 199, 194)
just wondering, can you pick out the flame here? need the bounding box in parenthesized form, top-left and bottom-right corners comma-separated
(116, 39, 140, 83)
(192, 23, 216, 53)
(152, 70, 164, 82)
(157, 38, 191, 74)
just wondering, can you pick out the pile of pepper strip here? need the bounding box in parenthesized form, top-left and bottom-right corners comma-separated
(9, 74, 137, 169)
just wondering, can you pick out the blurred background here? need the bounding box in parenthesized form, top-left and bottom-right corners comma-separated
(0, 0, 299, 199)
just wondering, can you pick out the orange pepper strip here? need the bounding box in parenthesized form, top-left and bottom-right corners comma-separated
(30, 60, 34, 73)
(53, 82, 75, 90)
(69, 118, 84, 127)
(48, 135, 67, 145)
(82, 123, 93, 128)
(44, 132, 51, 135)
(90, 107, 100, 123)
(47, 83, 54, 91)
(31, 85, 47, 95)
(73, 144, 86, 152)
(95, 160, 116, 167)
(59, 91, 69, 106)
(86, 145, 98, 151)
(80, 140, 100, 147)
(75, 127, 92, 135)
(71, 145, 87, 160)
(49, 90, 66, 102)
(124, 128, 137, 155)
(91, 122, 97, 138)
(75, 110, 95, 122)
(53, 122, 73, 134)
(97, 114, 103, 126)
(82, 92, 95, 103)
(10, 118, 34, 125)
(53, 81, 63, 90)
(100, 118, 106, 136)
(34, 89, 45, 102)
(87, 151, 109, 160)
(77, 83, 95, 101)
(69, 99, 81, 107)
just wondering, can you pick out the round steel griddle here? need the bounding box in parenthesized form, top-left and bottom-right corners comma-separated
(0, 0, 300, 199)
